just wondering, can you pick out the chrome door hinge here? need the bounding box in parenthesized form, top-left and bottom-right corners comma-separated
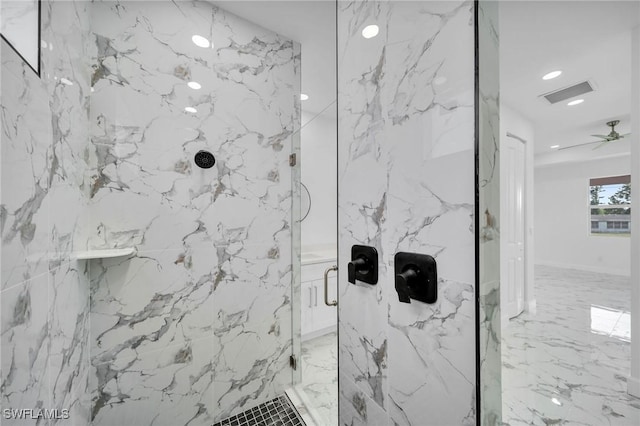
(289, 355, 297, 370)
(289, 153, 297, 167)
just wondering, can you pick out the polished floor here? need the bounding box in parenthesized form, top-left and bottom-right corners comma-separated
(502, 265, 640, 425)
(298, 332, 338, 426)
(293, 267, 640, 426)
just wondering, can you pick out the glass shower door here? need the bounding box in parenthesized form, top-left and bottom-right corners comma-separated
(87, 1, 301, 424)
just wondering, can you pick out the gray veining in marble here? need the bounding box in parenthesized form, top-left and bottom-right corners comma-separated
(87, 1, 300, 424)
(338, 1, 480, 424)
(298, 332, 338, 426)
(1, 0, 93, 424)
(3, 1, 300, 424)
(478, 1, 502, 424)
(503, 266, 640, 426)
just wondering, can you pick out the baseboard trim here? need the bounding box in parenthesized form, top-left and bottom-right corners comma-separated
(535, 261, 630, 277)
(628, 376, 640, 398)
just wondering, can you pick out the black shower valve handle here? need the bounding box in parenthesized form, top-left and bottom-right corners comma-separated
(348, 245, 378, 285)
(395, 267, 418, 304)
(394, 252, 437, 304)
(347, 257, 368, 284)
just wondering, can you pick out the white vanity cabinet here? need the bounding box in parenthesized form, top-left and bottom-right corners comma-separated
(300, 258, 338, 340)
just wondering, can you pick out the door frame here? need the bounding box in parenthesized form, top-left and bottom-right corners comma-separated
(502, 131, 530, 328)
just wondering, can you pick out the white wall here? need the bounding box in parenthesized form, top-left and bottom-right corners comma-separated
(500, 103, 535, 324)
(301, 111, 337, 250)
(628, 24, 640, 398)
(535, 156, 631, 276)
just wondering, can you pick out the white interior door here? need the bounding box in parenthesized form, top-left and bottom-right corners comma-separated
(504, 134, 526, 319)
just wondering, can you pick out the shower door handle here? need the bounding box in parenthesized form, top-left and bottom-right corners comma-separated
(324, 265, 338, 306)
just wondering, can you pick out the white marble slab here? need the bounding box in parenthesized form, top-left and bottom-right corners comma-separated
(298, 331, 338, 426)
(1, 1, 92, 424)
(87, 1, 300, 423)
(478, 1, 502, 424)
(337, 1, 478, 424)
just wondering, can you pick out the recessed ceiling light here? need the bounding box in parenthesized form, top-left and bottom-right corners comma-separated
(300, 93, 309, 101)
(550, 145, 560, 149)
(567, 99, 584, 106)
(188, 81, 202, 90)
(362, 24, 379, 39)
(192, 35, 211, 48)
(185, 106, 198, 113)
(551, 398, 562, 406)
(542, 70, 562, 80)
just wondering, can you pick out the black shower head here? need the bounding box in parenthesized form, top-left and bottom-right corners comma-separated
(194, 150, 215, 169)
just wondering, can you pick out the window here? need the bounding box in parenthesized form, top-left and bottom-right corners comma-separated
(606, 221, 629, 230)
(589, 175, 631, 235)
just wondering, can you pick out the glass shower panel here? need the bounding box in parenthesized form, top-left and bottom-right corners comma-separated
(87, 1, 301, 424)
(336, 1, 501, 425)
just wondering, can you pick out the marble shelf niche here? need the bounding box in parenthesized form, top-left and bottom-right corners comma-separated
(73, 247, 137, 260)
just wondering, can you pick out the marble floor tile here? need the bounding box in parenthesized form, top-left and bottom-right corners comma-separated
(298, 331, 338, 426)
(502, 265, 640, 426)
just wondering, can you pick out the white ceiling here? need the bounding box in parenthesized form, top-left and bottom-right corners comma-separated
(500, 1, 640, 157)
(213, 1, 640, 161)
(211, 1, 336, 119)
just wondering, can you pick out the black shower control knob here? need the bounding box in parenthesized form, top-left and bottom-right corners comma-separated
(194, 150, 216, 169)
(347, 257, 368, 284)
(348, 245, 378, 285)
(395, 267, 418, 304)
(394, 252, 437, 304)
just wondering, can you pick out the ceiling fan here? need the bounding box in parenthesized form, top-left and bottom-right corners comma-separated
(558, 120, 631, 151)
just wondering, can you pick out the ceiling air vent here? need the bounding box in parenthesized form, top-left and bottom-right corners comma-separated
(541, 81, 594, 104)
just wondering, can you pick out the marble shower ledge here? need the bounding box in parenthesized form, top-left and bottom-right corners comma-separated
(73, 248, 137, 260)
(301, 245, 337, 266)
(301, 252, 337, 266)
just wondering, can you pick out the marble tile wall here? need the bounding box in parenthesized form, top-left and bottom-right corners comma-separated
(1, 1, 92, 424)
(477, 1, 502, 425)
(337, 0, 498, 424)
(87, 1, 300, 424)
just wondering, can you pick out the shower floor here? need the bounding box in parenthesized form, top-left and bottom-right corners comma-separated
(213, 395, 305, 426)
(298, 331, 338, 426)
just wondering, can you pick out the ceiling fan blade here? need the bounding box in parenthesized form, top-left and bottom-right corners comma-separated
(590, 134, 609, 140)
(558, 140, 604, 151)
(593, 140, 610, 150)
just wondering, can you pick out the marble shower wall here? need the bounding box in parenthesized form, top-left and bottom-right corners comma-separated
(338, 1, 499, 424)
(1, 1, 93, 424)
(87, 1, 300, 424)
(478, 1, 502, 425)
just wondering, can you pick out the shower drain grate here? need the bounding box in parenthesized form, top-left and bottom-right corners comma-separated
(213, 395, 306, 426)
